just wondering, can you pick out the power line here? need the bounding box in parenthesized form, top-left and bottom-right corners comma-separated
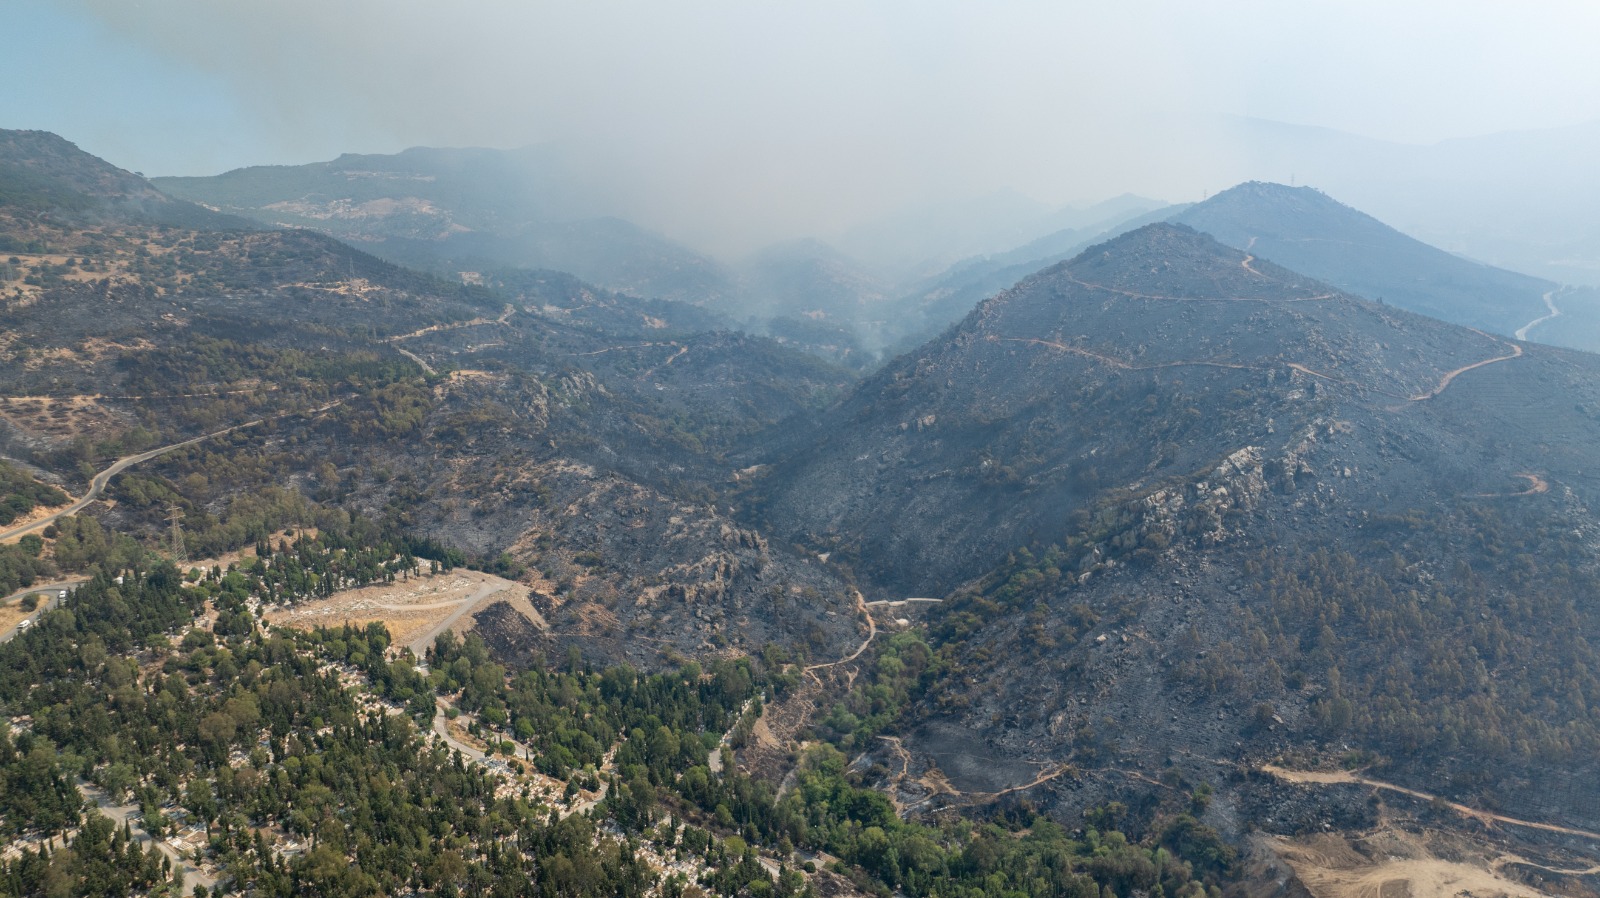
(166, 504, 186, 563)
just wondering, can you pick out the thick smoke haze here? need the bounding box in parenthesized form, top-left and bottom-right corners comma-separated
(9, 1, 1600, 262)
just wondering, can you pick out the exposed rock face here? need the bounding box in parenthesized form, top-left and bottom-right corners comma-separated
(747, 224, 1600, 833)
(753, 223, 1556, 598)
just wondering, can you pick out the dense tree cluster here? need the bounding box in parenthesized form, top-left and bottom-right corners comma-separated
(0, 537, 1240, 898)
(0, 462, 67, 527)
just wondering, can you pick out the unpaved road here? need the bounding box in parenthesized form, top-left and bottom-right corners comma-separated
(1003, 330, 1519, 406)
(1263, 765, 1600, 841)
(385, 305, 514, 343)
(1475, 473, 1550, 498)
(1277, 844, 1551, 898)
(0, 399, 343, 544)
(804, 590, 876, 680)
(387, 304, 514, 375)
(1059, 271, 1338, 303)
(395, 346, 435, 376)
(1515, 290, 1562, 341)
(1406, 333, 1523, 401)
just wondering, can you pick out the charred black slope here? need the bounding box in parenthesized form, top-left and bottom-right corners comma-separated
(879, 201, 1181, 353)
(0, 132, 864, 670)
(1172, 181, 1556, 340)
(756, 222, 1569, 596)
(757, 221, 1600, 835)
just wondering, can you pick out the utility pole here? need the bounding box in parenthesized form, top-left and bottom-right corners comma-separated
(166, 504, 186, 563)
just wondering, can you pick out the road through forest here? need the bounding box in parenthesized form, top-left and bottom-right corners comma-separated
(0, 399, 343, 544)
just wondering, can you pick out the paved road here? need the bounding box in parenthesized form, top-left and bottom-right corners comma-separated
(1, 579, 84, 608)
(707, 696, 759, 774)
(406, 580, 515, 658)
(78, 780, 215, 891)
(430, 697, 615, 818)
(0, 400, 343, 544)
(431, 699, 487, 761)
(0, 580, 85, 644)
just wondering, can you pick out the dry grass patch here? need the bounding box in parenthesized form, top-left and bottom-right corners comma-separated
(0, 599, 39, 637)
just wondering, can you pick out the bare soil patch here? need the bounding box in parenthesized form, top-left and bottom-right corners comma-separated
(1266, 827, 1568, 898)
(266, 570, 523, 648)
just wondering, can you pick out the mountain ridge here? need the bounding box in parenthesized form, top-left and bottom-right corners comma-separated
(1170, 181, 1556, 339)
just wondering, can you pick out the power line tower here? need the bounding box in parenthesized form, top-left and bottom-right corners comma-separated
(166, 504, 186, 563)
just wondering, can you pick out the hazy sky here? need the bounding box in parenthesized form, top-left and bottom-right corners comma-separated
(7, 1, 1600, 252)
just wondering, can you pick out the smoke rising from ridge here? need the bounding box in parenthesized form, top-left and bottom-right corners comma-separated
(29, 1, 1600, 261)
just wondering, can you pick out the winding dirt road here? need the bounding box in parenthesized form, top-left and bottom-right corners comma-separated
(386, 305, 515, 343)
(395, 346, 435, 376)
(1240, 240, 1265, 278)
(387, 304, 515, 374)
(1001, 328, 1521, 407)
(1515, 291, 1562, 342)
(1263, 765, 1600, 841)
(1474, 473, 1550, 498)
(803, 590, 877, 681)
(0, 399, 343, 544)
(1058, 271, 1338, 304)
(1406, 332, 1522, 402)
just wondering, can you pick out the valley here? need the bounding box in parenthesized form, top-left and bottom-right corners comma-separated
(2, 129, 1600, 898)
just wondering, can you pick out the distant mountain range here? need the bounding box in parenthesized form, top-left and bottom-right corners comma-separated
(154, 146, 744, 306)
(1170, 181, 1554, 336)
(878, 201, 1182, 352)
(1209, 115, 1600, 288)
(7, 128, 1600, 893)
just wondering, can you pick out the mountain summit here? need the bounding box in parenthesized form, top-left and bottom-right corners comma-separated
(0, 129, 242, 229)
(753, 219, 1600, 833)
(1172, 181, 1554, 337)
